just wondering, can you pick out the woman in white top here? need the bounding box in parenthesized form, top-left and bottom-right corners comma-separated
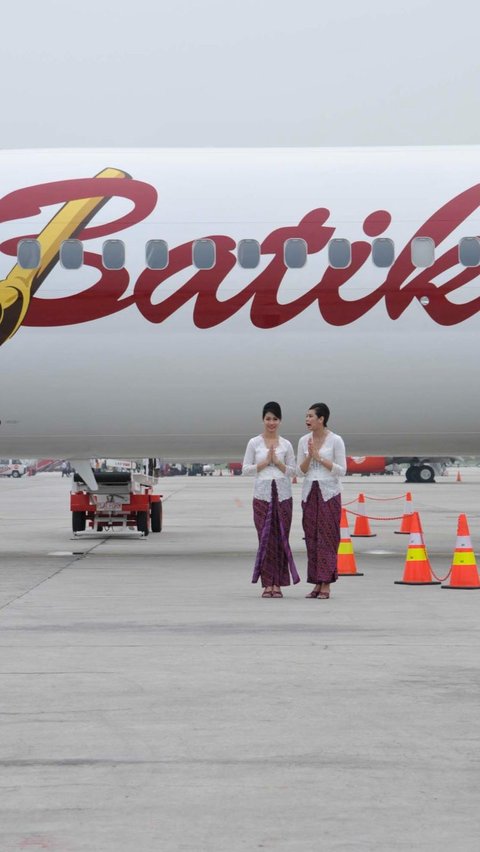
(297, 402, 346, 599)
(242, 401, 300, 597)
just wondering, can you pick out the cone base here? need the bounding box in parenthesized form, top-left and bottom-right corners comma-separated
(394, 531, 410, 535)
(338, 572, 364, 577)
(441, 584, 480, 590)
(351, 534, 376, 538)
(394, 580, 441, 586)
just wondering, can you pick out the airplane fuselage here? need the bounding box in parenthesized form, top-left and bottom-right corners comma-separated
(1, 147, 479, 459)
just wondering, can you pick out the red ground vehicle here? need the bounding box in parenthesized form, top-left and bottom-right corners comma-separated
(228, 462, 242, 475)
(70, 471, 162, 535)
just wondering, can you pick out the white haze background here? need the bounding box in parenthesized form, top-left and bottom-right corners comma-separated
(1, 0, 479, 148)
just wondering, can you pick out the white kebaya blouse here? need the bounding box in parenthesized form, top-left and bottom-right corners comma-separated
(297, 431, 347, 502)
(242, 435, 296, 502)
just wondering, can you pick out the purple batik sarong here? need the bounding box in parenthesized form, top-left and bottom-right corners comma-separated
(302, 481, 341, 584)
(251, 480, 300, 587)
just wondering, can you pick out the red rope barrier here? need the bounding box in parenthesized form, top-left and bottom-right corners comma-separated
(346, 509, 404, 521)
(429, 566, 452, 584)
(363, 494, 407, 502)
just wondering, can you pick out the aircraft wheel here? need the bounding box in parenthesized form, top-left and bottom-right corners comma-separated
(11, 470, 21, 478)
(137, 511, 149, 536)
(405, 466, 417, 482)
(151, 501, 162, 533)
(72, 511, 86, 532)
(418, 464, 435, 483)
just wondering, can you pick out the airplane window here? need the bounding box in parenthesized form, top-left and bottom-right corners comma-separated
(17, 239, 41, 270)
(372, 237, 394, 267)
(146, 239, 169, 270)
(193, 239, 215, 270)
(238, 239, 260, 269)
(284, 238, 307, 269)
(328, 238, 351, 269)
(459, 237, 480, 267)
(60, 239, 83, 270)
(103, 239, 125, 270)
(411, 236, 434, 268)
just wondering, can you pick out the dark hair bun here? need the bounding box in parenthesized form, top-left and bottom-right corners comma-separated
(262, 401, 282, 420)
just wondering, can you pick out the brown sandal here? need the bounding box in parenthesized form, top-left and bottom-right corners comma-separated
(305, 590, 320, 598)
(262, 589, 273, 598)
(272, 590, 283, 598)
(318, 592, 330, 599)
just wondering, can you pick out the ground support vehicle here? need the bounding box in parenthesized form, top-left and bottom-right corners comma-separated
(0, 459, 26, 478)
(70, 471, 162, 535)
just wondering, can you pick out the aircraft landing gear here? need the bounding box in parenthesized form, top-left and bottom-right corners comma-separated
(405, 464, 435, 483)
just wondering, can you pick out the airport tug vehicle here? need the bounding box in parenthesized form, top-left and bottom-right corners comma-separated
(70, 470, 162, 535)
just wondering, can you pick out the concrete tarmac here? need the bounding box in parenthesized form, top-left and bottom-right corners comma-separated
(1, 470, 480, 852)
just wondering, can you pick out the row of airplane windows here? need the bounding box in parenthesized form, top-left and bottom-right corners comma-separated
(14, 235, 480, 272)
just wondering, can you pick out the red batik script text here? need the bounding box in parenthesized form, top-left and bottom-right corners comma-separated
(1, 178, 480, 329)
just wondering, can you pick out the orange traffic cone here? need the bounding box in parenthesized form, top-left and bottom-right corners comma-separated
(456, 469, 462, 482)
(416, 513, 435, 576)
(337, 509, 364, 576)
(351, 493, 376, 537)
(442, 514, 480, 589)
(395, 492, 414, 534)
(395, 512, 440, 585)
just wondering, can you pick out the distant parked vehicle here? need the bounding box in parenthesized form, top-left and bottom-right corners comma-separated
(228, 462, 242, 476)
(159, 463, 187, 476)
(0, 459, 26, 478)
(188, 463, 205, 476)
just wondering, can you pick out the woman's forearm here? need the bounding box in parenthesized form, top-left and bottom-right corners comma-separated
(300, 458, 310, 474)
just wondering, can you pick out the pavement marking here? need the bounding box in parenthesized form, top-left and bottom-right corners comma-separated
(48, 551, 75, 556)
(365, 549, 398, 555)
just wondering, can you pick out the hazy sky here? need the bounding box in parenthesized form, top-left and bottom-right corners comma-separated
(1, 0, 479, 148)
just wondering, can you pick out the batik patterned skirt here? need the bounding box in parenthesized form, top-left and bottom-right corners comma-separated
(302, 481, 341, 584)
(251, 480, 300, 588)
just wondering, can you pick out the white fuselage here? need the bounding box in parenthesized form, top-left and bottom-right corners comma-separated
(0, 146, 479, 460)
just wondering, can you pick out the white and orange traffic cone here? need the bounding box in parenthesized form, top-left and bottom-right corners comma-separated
(456, 469, 462, 482)
(395, 512, 440, 585)
(442, 514, 480, 590)
(351, 493, 376, 537)
(395, 492, 414, 534)
(337, 509, 364, 576)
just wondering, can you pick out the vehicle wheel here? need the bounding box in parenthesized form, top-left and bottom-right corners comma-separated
(11, 470, 21, 478)
(405, 466, 419, 482)
(151, 501, 162, 533)
(418, 465, 435, 483)
(72, 511, 86, 532)
(137, 511, 149, 535)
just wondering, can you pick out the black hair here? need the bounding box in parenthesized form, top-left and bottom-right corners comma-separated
(262, 401, 282, 420)
(309, 402, 330, 426)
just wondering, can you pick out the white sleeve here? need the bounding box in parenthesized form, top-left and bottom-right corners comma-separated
(332, 435, 347, 478)
(242, 439, 257, 476)
(284, 441, 296, 479)
(296, 436, 307, 477)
